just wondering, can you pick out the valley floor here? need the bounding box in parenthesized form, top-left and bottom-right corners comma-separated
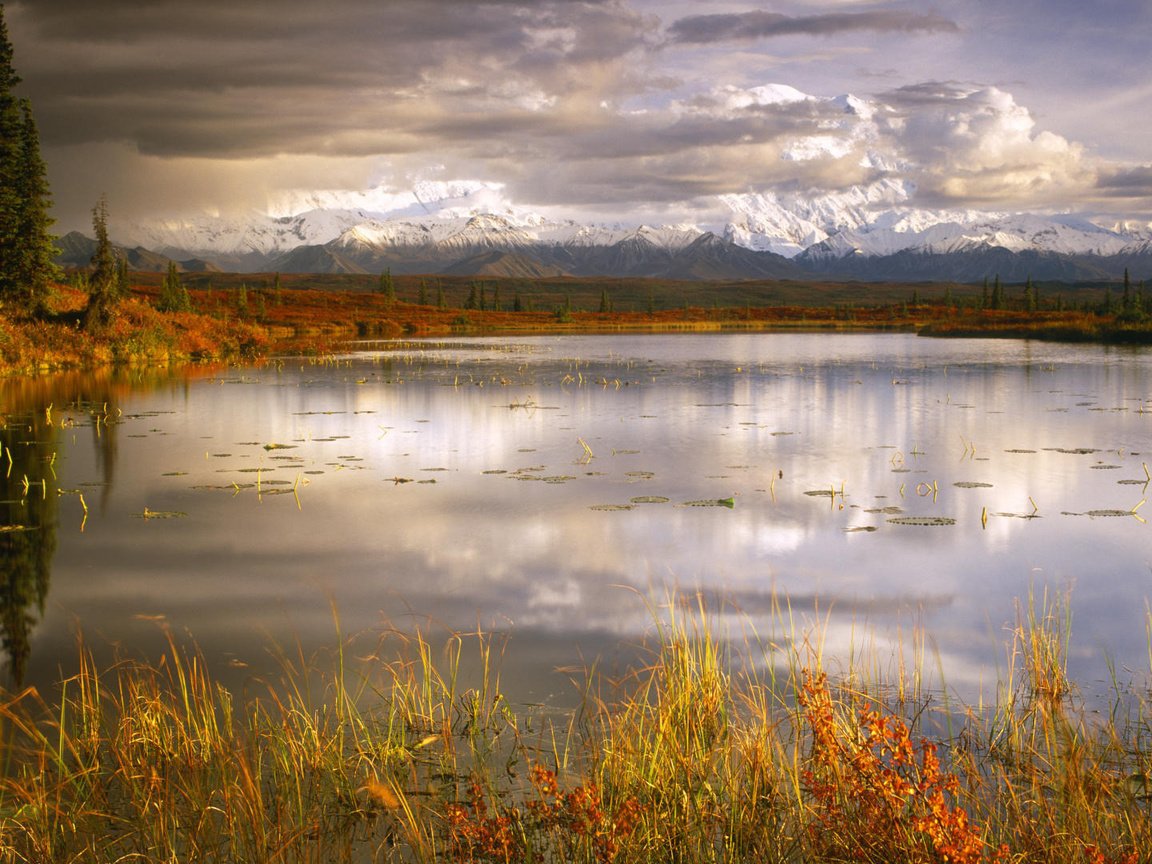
(2, 277, 1150, 376)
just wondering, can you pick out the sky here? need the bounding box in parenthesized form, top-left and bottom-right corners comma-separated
(6, 0, 1152, 234)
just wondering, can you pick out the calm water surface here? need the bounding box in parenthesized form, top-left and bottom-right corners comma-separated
(4, 333, 1151, 704)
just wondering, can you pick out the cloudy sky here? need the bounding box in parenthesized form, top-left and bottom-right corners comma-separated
(6, 0, 1152, 233)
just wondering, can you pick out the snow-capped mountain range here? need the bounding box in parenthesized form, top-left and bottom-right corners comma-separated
(98, 179, 1152, 282)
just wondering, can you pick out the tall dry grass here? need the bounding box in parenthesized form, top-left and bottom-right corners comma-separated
(0, 593, 1148, 862)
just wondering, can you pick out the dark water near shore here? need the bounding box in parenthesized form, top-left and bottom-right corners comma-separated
(4, 333, 1150, 705)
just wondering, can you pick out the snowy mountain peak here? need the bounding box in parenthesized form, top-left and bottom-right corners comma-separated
(114, 174, 1152, 279)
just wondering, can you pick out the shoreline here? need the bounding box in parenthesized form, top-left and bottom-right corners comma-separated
(1, 280, 1150, 378)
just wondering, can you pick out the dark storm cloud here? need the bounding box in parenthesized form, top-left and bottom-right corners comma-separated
(666, 9, 958, 44)
(1097, 165, 1152, 197)
(9, 0, 656, 158)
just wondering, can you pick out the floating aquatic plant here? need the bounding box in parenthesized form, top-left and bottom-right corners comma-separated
(680, 497, 735, 508)
(887, 516, 956, 526)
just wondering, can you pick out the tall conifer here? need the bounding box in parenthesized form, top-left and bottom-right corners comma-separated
(83, 196, 119, 331)
(0, 6, 58, 315)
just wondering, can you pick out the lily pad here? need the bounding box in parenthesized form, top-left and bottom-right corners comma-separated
(953, 482, 994, 488)
(845, 526, 878, 533)
(589, 504, 633, 511)
(630, 496, 670, 504)
(887, 516, 956, 526)
(681, 498, 736, 509)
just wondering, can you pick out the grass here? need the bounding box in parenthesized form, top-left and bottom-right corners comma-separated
(0, 593, 1148, 862)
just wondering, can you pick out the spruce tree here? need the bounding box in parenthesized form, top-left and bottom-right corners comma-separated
(0, 8, 58, 315)
(83, 196, 119, 331)
(116, 256, 130, 299)
(158, 260, 190, 312)
(990, 275, 1004, 310)
(9, 100, 59, 314)
(0, 3, 23, 299)
(378, 268, 395, 304)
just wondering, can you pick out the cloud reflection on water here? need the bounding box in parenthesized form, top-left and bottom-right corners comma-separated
(16, 334, 1152, 706)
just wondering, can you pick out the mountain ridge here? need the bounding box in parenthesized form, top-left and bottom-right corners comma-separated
(56, 178, 1152, 282)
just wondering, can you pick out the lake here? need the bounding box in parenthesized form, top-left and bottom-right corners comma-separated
(4, 332, 1150, 706)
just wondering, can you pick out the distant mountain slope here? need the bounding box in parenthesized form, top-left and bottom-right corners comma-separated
(269, 244, 370, 275)
(797, 246, 1115, 283)
(442, 250, 568, 278)
(55, 230, 206, 273)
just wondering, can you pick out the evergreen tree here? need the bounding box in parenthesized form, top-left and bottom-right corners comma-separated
(981, 277, 989, 310)
(83, 196, 119, 331)
(272, 272, 283, 306)
(479, 283, 487, 311)
(1122, 268, 1132, 315)
(236, 283, 249, 316)
(599, 288, 610, 313)
(436, 283, 445, 309)
(464, 281, 479, 310)
(158, 260, 190, 312)
(116, 256, 129, 299)
(1024, 277, 1036, 313)
(378, 268, 396, 304)
(0, 11, 58, 316)
(418, 279, 428, 306)
(492, 284, 501, 312)
(513, 290, 523, 312)
(990, 275, 1004, 310)
(0, 3, 24, 302)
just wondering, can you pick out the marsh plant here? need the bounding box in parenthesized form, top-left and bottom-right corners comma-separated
(0, 593, 1149, 862)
